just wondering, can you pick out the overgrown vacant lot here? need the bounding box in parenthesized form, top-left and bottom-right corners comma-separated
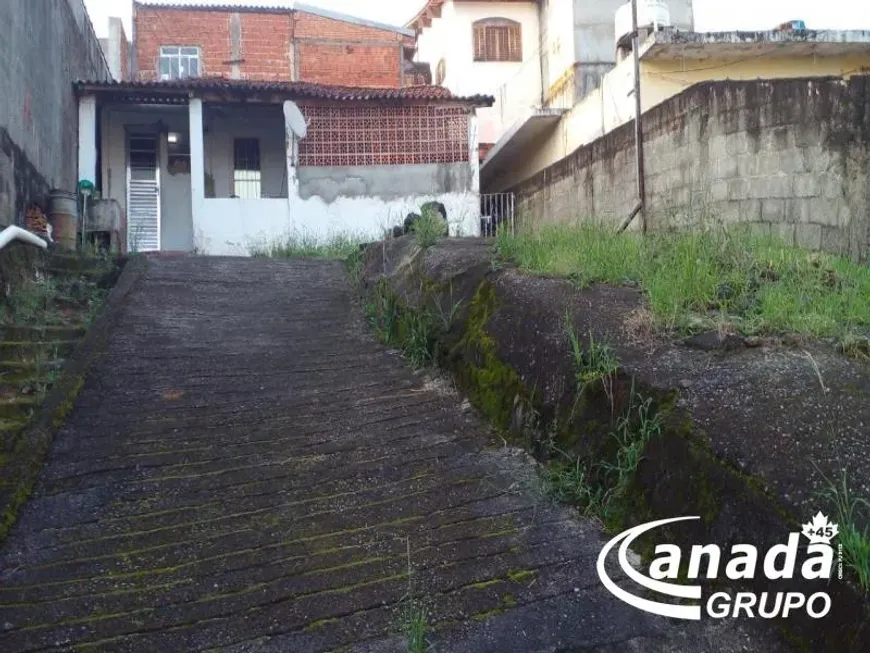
(496, 224, 870, 343)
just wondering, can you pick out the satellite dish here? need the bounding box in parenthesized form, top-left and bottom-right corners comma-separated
(283, 100, 308, 139)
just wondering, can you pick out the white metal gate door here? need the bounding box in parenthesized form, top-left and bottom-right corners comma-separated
(126, 133, 161, 252)
(479, 192, 516, 237)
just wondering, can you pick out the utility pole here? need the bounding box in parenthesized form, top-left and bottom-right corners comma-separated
(619, 0, 647, 234)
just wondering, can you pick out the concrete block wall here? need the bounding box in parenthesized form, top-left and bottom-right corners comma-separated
(514, 75, 870, 261)
(0, 0, 110, 226)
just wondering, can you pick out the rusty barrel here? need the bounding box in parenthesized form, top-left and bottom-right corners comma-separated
(48, 189, 78, 250)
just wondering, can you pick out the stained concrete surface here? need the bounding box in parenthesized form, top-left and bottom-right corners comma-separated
(0, 256, 785, 652)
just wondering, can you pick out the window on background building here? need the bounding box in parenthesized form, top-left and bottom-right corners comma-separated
(435, 58, 447, 85)
(159, 46, 201, 80)
(473, 19, 522, 62)
(233, 138, 261, 198)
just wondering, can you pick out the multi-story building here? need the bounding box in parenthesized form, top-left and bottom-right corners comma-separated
(407, 1, 694, 161)
(100, 1, 427, 87)
(408, 0, 543, 159)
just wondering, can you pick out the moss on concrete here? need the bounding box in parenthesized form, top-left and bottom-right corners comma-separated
(358, 239, 870, 652)
(442, 281, 533, 434)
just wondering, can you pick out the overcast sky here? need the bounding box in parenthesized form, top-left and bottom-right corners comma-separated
(83, 0, 870, 38)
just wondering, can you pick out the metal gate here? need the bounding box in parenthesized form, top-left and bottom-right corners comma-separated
(479, 192, 516, 237)
(126, 133, 161, 252)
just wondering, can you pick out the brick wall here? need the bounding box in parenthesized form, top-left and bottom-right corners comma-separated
(133, 5, 409, 86)
(297, 43, 400, 86)
(514, 75, 870, 261)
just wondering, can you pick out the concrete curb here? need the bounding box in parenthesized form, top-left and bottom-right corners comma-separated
(0, 254, 149, 544)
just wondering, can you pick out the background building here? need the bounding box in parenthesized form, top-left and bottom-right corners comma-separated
(99, 1, 424, 87)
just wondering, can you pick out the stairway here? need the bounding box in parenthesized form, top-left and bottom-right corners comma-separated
(0, 250, 116, 452)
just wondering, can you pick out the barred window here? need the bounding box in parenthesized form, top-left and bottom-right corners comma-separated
(473, 19, 522, 62)
(233, 138, 261, 198)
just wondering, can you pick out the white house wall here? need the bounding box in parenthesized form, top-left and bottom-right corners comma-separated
(195, 192, 480, 256)
(416, 1, 542, 145)
(97, 99, 483, 257)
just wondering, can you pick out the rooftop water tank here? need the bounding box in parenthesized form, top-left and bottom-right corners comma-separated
(615, 0, 672, 47)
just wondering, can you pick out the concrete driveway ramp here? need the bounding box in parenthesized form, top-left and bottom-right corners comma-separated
(0, 257, 786, 652)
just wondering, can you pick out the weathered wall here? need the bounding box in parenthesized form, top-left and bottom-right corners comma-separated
(133, 3, 411, 86)
(298, 163, 473, 203)
(0, 0, 110, 226)
(514, 75, 870, 260)
(489, 47, 870, 192)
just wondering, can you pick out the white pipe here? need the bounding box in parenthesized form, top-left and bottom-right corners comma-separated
(0, 225, 49, 251)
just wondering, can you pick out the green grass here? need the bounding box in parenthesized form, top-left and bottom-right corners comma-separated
(249, 232, 366, 260)
(496, 222, 870, 338)
(565, 313, 620, 392)
(365, 280, 441, 369)
(400, 600, 430, 653)
(542, 384, 663, 524)
(412, 206, 448, 250)
(816, 466, 870, 591)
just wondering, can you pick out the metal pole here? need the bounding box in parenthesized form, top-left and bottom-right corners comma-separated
(631, 0, 647, 234)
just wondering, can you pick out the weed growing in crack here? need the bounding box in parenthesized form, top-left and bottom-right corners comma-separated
(564, 313, 619, 396)
(365, 280, 441, 369)
(541, 382, 663, 526)
(434, 285, 464, 333)
(412, 206, 447, 250)
(345, 247, 365, 286)
(804, 350, 870, 592)
(400, 600, 430, 653)
(815, 465, 870, 592)
(398, 537, 431, 653)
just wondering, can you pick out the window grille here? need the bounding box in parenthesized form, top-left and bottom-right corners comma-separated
(233, 138, 261, 198)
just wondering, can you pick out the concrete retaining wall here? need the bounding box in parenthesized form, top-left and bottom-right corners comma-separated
(514, 75, 870, 261)
(0, 0, 110, 226)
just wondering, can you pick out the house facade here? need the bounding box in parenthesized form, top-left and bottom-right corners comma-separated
(76, 79, 491, 255)
(482, 26, 870, 192)
(407, 1, 694, 162)
(408, 0, 542, 159)
(101, 1, 427, 87)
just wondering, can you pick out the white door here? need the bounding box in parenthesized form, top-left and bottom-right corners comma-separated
(127, 133, 161, 252)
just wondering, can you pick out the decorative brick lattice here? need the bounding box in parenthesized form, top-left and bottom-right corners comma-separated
(298, 105, 469, 166)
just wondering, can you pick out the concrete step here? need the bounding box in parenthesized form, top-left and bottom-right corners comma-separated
(46, 266, 115, 286)
(0, 340, 79, 361)
(0, 358, 66, 376)
(0, 325, 86, 342)
(0, 417, 29, 448)
(0, 396, 39, 420)
(0, 417, 29, 433)
(46, 253, 110, 273)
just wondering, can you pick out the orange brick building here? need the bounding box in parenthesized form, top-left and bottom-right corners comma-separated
(128, 1, 429, 87)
